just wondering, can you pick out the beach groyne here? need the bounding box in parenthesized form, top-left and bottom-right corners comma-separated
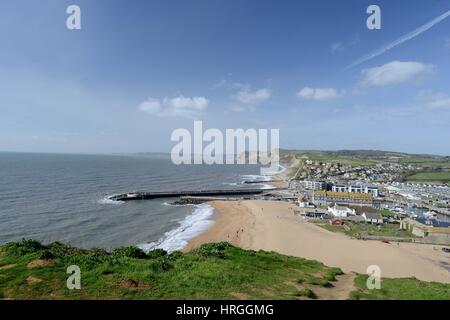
(109, 189, 267, 201)
(242, 180, 281, 184)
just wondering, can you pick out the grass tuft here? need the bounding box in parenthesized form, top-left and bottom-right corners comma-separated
(195, 242, 232, 259)
(294, 288, 316, 299)
(324, 268, 344, 282)
(112, 246, 147, 259)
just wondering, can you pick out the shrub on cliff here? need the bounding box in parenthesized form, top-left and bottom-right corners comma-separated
(147, 248, 168, 259)
(196, 242, 233, 259)
(112, 246, 147, 259)
(4, 238, 44, 255)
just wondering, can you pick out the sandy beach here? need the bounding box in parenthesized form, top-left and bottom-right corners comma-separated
(185, 200, 450, 284)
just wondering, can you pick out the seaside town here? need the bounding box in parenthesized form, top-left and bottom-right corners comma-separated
(274, 151, 450, 246)
(116, 150, 450, 247)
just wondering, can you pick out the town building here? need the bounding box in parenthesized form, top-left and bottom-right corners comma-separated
(332, 185, 347, 193)
(298, 201, 315, 208)
(362, 212, 384, 224)
(342, 215, 366, 223)
(304, 211, 330, 219)
(331, 184, 379, 197)
(302, 180, 326, 190)
(328, 204, 356, 218)
(400, 219, 450, 244)
(329, 219, 343, 226)
(313, 190, 374, 206)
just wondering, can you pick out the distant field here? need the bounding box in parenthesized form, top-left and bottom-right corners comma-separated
(400, 158, 450, 170)
(295, 152, 375, 167)
(281, 150, 450, 169)
(407, 172, 450, 183)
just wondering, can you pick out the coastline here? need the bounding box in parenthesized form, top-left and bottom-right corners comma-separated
(184, 200, 450, 284)
(138, 203, 217, 253)
(137, 167, 288, 253)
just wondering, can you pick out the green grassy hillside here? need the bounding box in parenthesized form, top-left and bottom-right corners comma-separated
(1, 240, 449, 300)
(407, 171, 450, 183)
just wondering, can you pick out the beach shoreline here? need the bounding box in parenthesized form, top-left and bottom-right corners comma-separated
(184, 199, 450, 284)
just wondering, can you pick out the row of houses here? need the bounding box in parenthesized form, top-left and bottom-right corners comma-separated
(302, 180, 327, 190)
(327, 204, 383, 224)
(313, 190, 374, 207)
(331, 184, 379, 197)
(301, 180, 379, 197)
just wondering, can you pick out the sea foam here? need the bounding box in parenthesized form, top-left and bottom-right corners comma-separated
(240, 174, 272, 182)
(240, 174, 275, 190)
(138, 203, 216, 253)
(98, 196, 125, 205)
(260, 184, 276, 190)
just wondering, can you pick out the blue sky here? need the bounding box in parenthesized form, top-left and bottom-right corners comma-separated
(0, 0, 449, 155)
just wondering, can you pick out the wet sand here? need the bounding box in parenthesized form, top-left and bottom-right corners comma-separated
(184, 200, 450, 284)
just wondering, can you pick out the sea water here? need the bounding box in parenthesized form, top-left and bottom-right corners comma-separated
(0, 152, 271, 252)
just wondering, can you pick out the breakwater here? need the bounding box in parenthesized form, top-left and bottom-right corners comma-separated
(109, 189, 266, 201)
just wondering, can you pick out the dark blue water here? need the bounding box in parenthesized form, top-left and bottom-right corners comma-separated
(0, 152, 265, 251)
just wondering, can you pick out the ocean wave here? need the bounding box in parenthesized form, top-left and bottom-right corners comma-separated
(138, 203, 216, 253)
(260, 184, 276, 190)
(222, 182, 239, 186)
(240, 174, 278, 190)
(240, 174, 272, 182)
(162, 202, 194, 207)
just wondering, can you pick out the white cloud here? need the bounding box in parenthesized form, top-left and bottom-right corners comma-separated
(384, 107, 418, 118)
(230, 105, 256, 113)
(428, 97, 450, 110)
(360, 61, 434, 88)
(297, 87, 342, 101)
(428, 119, 450, 128)
(211, 79, 227, 90)
(231, 105, 246, 113)
(417, 91, 450, 110)
(235, 87, 271, 104)
(138, 95, 209, 118)
(331, 37, 359, 55)
(165, 96, 208, 110)
(138, 98, 161, 114)
(331, 42, 345, 54)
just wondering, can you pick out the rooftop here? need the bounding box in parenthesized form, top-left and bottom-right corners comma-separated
(331, 205, 350, 210)
(363, 212, 383, 219)
(314, 190, 374, 200)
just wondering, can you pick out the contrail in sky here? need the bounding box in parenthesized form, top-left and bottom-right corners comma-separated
(346, 9, 450, 69)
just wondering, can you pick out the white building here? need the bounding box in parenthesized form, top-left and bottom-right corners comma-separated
(298, 201, 315, 208)
(327, 204, 356, 218)
(303, 180, 325, 190)
(362, 212, 384, 224)
(366, 187, 379, 197)
(331, 184, 379, 197)
(332, 185, 347, 193)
